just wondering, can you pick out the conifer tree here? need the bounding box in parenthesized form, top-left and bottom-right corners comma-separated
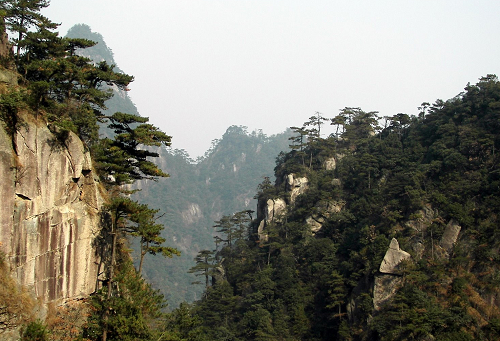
(188, 250, 216, 288)
(2, 0, 50, 62)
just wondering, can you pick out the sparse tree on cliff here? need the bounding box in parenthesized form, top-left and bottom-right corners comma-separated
(131, 204, 180, 275)
(2, 0, 50, 62)
(189, 250, 216, 288)
(94, 111, 171, 186)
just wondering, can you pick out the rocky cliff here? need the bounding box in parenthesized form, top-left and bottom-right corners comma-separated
(0, 70, 103, 307)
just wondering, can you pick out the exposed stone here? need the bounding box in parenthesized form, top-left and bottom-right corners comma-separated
(255, 198, 287, 243)
(181, 203, 203, 225)
(0, 23, 11, 59)
(306, 216, 324, 233)
(379, 238, 411, 274)
(257, 220, 268, 243)
(373, 238, 412, 312)
(373, 274, 404, 311)
(0, 68, 17, 86)
(440, 219, 461, 251)
(285, 173, 308, 204)
(0, 26, 17, 88)
(264, 198, 286, 224)
(0, 117, 103, 307)
(0, 118, 15, 255)
(305, 200, 345, 233)
(405, 205, 437, 234)
(323, 157, 336, 170)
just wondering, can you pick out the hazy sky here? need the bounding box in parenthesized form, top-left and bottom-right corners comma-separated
(43, 0, 500, 158)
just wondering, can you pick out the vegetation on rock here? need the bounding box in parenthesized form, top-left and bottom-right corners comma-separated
(162, 75, 500, 340)
(2, 2, 500, 341)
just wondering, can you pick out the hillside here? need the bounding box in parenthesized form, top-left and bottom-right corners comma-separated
(3, 3, 500, 340)
(64, 24, 293, 307)
(134, 126, 292, 306)
(163, 75, 500, 340)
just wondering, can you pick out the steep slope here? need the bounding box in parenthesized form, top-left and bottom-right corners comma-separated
(0, 29, 104, 337)
(0, 113, 103, 304)
(136, 126, 292, 307)
(169, 75, 500, 341)
(64, 24, 293, 308)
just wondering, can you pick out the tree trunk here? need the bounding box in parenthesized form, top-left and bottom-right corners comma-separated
(138, 242, 147, 275)
(103, 215, 118, 341)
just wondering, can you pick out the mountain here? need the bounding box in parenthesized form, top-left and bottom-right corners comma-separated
(64, 24, 293, 308)
(135, 126, 292, 306)
(163, 75, 500, 340)
(3, 7, 500, 340)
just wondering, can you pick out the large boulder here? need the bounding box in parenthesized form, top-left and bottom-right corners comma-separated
(379, 238, 411, 274)
(374, 238, 411, 311)
(285, 173, 308, 204)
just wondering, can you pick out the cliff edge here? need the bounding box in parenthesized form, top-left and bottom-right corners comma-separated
(0, 110, 104, 305)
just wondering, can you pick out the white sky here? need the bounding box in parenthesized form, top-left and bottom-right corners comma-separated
(43, 0, 500, 158)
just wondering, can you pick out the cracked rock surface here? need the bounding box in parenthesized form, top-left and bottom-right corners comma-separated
(0, 119, 103, 305)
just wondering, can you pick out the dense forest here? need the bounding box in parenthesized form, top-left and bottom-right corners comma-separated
(135, 126, 292, 307)
(1, 1, 500, 341)
(170, 75, 500, 340)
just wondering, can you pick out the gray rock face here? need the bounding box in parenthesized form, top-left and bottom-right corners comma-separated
(0, 119, 103, 305)
(373, 238, 411, 311)
(264, 198, 287, 224)
(181, 203, 203, 225)
(379, 238, 411, 274)
(286, 173, 308, 204)
(323, 157, 336, 170)
(373, 275, 404, 311)
(440, 219, 461, 251)
(305, 200, 345, 233)
(405, 205, 437, 234)
(257, 220, 268, 243)
(257, 198, 287, 242)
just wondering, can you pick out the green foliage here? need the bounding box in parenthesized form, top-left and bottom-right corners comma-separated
(83, 258, 166, 341)
(94, 112, 171, 186)
(188, 250, 216, 287)
(21, 320, 48, 341)
(171, 75, 500, 340)
(135, 126, 292, 308)
(0, 89, 25, 145)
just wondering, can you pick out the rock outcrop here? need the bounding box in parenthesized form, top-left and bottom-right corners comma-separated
(264, 198, 287, 224)
(323, 157, 336, 171)
(440, 218, 461, 252)
(257, 198, 287, 242)
(286, 173, 308, 204)
(379, 238, 411, 274)
(305, 200, 345, 233)
(373, 238, 411, 310)
(0, 115, 103, 306)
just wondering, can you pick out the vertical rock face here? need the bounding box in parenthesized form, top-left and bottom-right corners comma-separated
(286, 174, 308, 204)
(264, 198, 287, 224)
(379, 238, 411, 274)
(373, 238, 411, 310)
(0, 118, 103, 305)
(440, 219, 461, 252)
